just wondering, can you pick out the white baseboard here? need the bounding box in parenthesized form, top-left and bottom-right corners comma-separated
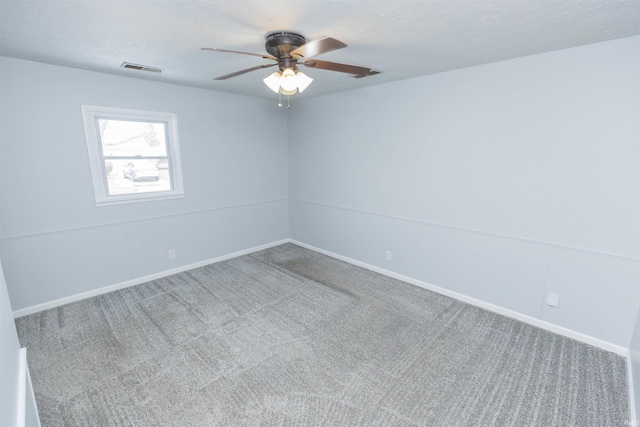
(290, 239, 628, 356)
(12, 239, 289, 318)
(628, 350, 638, 425)
(17, 348, 26, 427)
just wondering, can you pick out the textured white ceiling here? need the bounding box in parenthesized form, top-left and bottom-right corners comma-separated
(1, 0, 639, 100)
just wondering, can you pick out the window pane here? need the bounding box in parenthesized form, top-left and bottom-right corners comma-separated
(98, 119, 168, 157)
(105, 159, 172, 195)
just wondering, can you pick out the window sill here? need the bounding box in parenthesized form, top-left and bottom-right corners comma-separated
(95, 193, 185, 207)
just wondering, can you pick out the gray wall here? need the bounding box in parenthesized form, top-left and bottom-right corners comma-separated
(0, 57, 289, 311)
(288, 36, 640, 348)
(0, 258, 39, 426)
(0, 61, 23, 423)
(0, 258, 22, 425)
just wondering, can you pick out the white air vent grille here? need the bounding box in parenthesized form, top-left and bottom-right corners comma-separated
(121, 62, 162, 73)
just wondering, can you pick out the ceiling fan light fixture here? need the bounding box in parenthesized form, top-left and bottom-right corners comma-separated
(263, 71, 282, 93)
(279, 68, 298, 92)
(295, 71, 313, 93)
(263, 67, 313, 96)
(279, 87, 297, 96)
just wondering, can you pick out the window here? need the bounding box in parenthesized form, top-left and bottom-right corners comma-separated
(81, 105, 184, 205)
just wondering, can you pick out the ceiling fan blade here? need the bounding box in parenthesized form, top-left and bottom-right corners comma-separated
(201, 47, 276, 61)
(353, 70, 383, 79)
(214, 63, 278, 80)
(304, 60, 370, 77)
(290, 37, 347, 59)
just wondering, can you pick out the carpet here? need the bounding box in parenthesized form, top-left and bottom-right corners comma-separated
(15, 243, 629, 426)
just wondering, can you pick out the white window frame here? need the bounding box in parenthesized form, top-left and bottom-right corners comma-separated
(81, 105, 184, 206)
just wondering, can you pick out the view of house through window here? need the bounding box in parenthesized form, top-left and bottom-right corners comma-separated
(98, 119, 171, 195)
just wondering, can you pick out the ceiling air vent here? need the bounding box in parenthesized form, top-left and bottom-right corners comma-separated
(121, 62, 162, 73)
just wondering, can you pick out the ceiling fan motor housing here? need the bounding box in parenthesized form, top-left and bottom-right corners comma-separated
(265, 31, 306, 59)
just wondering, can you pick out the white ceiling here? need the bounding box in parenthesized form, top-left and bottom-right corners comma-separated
(1, 0, 639, 100)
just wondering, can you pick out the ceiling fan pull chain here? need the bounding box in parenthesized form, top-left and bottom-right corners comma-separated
(287, 95, 291, 109)
(278, 92, 283, 107)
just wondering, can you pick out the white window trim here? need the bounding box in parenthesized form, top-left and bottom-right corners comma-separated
(81, 105, 184, 206)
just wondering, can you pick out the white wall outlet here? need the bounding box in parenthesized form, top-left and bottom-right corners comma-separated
(157, 251, 163, 262)
(168, 249, 176, 259)
(546, 292, 560, 308)
(385, 251, 392, 261)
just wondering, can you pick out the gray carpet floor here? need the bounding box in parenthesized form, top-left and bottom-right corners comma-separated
(16, 243, 629, 426)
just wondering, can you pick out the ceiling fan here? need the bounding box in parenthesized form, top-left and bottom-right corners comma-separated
(202, 31, 379, 100)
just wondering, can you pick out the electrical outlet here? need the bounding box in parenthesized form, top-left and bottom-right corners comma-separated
(546, 292, 560, 308)
(168, 249, 176, 259)
(385, 251, 392, 261)
(157, 251, 163, 262)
